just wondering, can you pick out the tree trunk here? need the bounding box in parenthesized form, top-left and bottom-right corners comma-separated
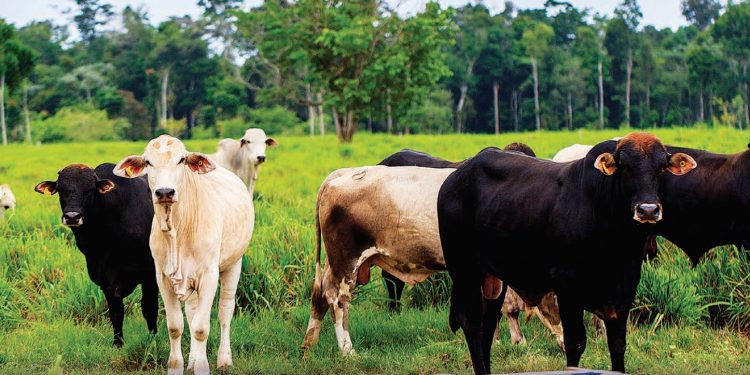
(342, 111, 356, 142)
(456, 83, 468, 133)
(511, 89, 519, 132)
(493, 80, 500, 135)
(160, 67, 170, 130)
(386, 88, 393, 133)
(317, 91, 325, 136)
(625, 48, 633, 127)
(744, 62, 750, 130)
(597, 57, 604, 130)
(709, 89, 714, 123)
(306, 83, 315, 136)
(531, 56, 541, 131)
(0, 73, 6, 145)
(567, 92, 573, 130)
(699, 87, 705, 123)
(333, 109, 342, 140)
(646, 85, 651, 124)
(24, 81, 31, 143)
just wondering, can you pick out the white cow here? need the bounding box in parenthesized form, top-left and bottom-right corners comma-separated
(114, 135, 254, 375)
(0, 184, 15, 217)
(552, 138, 621, 162)
(211, 128, 277, 193)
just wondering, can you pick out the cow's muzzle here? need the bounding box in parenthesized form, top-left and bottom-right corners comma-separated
(256, 155, 266, 164)
(633, 203, 662, 224)
(155, 188, 176, 205)
(62, 211, 84, 227)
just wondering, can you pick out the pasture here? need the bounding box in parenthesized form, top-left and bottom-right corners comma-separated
(2, 128, 750, 374)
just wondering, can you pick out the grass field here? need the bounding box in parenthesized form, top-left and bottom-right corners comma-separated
(3, 127, 750, 374)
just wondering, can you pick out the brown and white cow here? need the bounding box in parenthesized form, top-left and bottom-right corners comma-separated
(0, 184, 16, 217)
(302, 166, 454, 354)
(114, 135, 254, 375)
(211, 128, 277, 193)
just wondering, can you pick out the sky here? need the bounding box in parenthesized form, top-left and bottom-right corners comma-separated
(3, 0, 688, 38)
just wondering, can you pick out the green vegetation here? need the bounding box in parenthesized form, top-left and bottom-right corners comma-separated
(2, 128, 750, 374)
(4, 0, 750, 144)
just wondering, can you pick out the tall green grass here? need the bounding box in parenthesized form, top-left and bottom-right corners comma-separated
(2, 128, 750, 373)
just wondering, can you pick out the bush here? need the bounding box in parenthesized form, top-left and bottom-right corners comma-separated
(31, 105, 130, 143)
(218, 106, 304, 138)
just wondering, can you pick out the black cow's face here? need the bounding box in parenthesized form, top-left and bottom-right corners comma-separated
(35, 165, 116, 227)
(594, 133, 697, 224)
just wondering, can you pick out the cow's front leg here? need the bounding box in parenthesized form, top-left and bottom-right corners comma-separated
(217, 260, 242, 371)
(103, 291, 125, 347)
(558, 298, 586, 369)
(187, 270, 220, 375)
(141, 278, 159, 335)
(604, 313, 628, 373)
(157, 274, 184, 375)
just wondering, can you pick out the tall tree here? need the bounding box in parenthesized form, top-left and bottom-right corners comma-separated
(714, 2, 750, 129)
(70, 0, 114, 44)
(686, 42, 720, 123)
(521, 20, 553, 131)
(198, 0, 243, 60)
(452, 4, 492, 133)
(614, 0, 642, 128)
(681, 0, 722, 30)
(0, 21, 35, 145)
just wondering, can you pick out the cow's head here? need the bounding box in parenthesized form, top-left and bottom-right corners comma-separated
(114, 135, 214, 209)
(0, 184, 15, 211)
(239, 128, 277, 166)
(35, 165, 116, 227)
(593, 132, 696, 224)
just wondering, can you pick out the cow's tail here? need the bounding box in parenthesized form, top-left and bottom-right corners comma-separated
(311, 191, 324, 305)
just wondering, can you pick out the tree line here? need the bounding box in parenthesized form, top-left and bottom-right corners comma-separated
(0, 0, 748, 143)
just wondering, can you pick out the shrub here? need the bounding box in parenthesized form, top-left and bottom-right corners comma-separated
(31, 105, 130, 143)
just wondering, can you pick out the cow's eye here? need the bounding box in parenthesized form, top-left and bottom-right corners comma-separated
(145, 160, 153, 166)
(178, 157, 186, 165)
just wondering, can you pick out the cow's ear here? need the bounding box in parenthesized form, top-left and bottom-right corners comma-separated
(114, 155, 147, 178)
(667, 153, 697, 175)
(185, 153, 216, 174)
(96, 179, 116, 194)
(265, 138, 278, 147)
(594, 153, 617, 176)
(35, 181, 57, 195)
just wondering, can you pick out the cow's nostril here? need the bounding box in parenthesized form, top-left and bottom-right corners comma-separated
(636, 203, 660, 218)
(257, 155, 266, 163)
(155, 188, 176, 199)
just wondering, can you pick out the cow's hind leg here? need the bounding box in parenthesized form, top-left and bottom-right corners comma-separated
(104, 291, 125, 347)
(141, 278, 159, 335)
(302, 264, 332, 350)
(217, 259, 242, 371)
(480, 279, 505, 372)
(449, 277, 488, 374)
(157, 274, 185, 375)
(330, 275, 356, 355)
(382, 270, 405, 312)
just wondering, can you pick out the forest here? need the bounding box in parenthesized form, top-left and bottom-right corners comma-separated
(0, 0, 747, 143)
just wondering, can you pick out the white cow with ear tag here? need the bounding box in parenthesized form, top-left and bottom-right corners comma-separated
(114, 135, 254, 375)
(211, 128, 278, 193)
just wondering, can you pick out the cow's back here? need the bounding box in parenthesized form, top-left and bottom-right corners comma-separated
(319, 166, 455, 277)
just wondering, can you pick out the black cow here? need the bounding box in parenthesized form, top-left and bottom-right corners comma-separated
(437, 133, 697, 374)
(377, 144, 536, 311)
(35, 163, 157, 347)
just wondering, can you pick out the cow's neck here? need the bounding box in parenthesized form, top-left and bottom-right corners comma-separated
(232, 152, 259, 191)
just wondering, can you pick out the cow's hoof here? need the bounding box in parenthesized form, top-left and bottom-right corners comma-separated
(217, 355, 232, 372)
(193, 359, 210, 375)
(113, 339, 124, 348)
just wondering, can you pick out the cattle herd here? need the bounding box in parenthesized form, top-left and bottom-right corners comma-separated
(5, 129, 750, 374)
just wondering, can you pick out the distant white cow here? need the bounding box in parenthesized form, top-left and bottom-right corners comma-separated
(212, 128, 277, 193)
(552, 138, 621, 162)
(114, 135, 254, 375)
(0, 184, 15, 217)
